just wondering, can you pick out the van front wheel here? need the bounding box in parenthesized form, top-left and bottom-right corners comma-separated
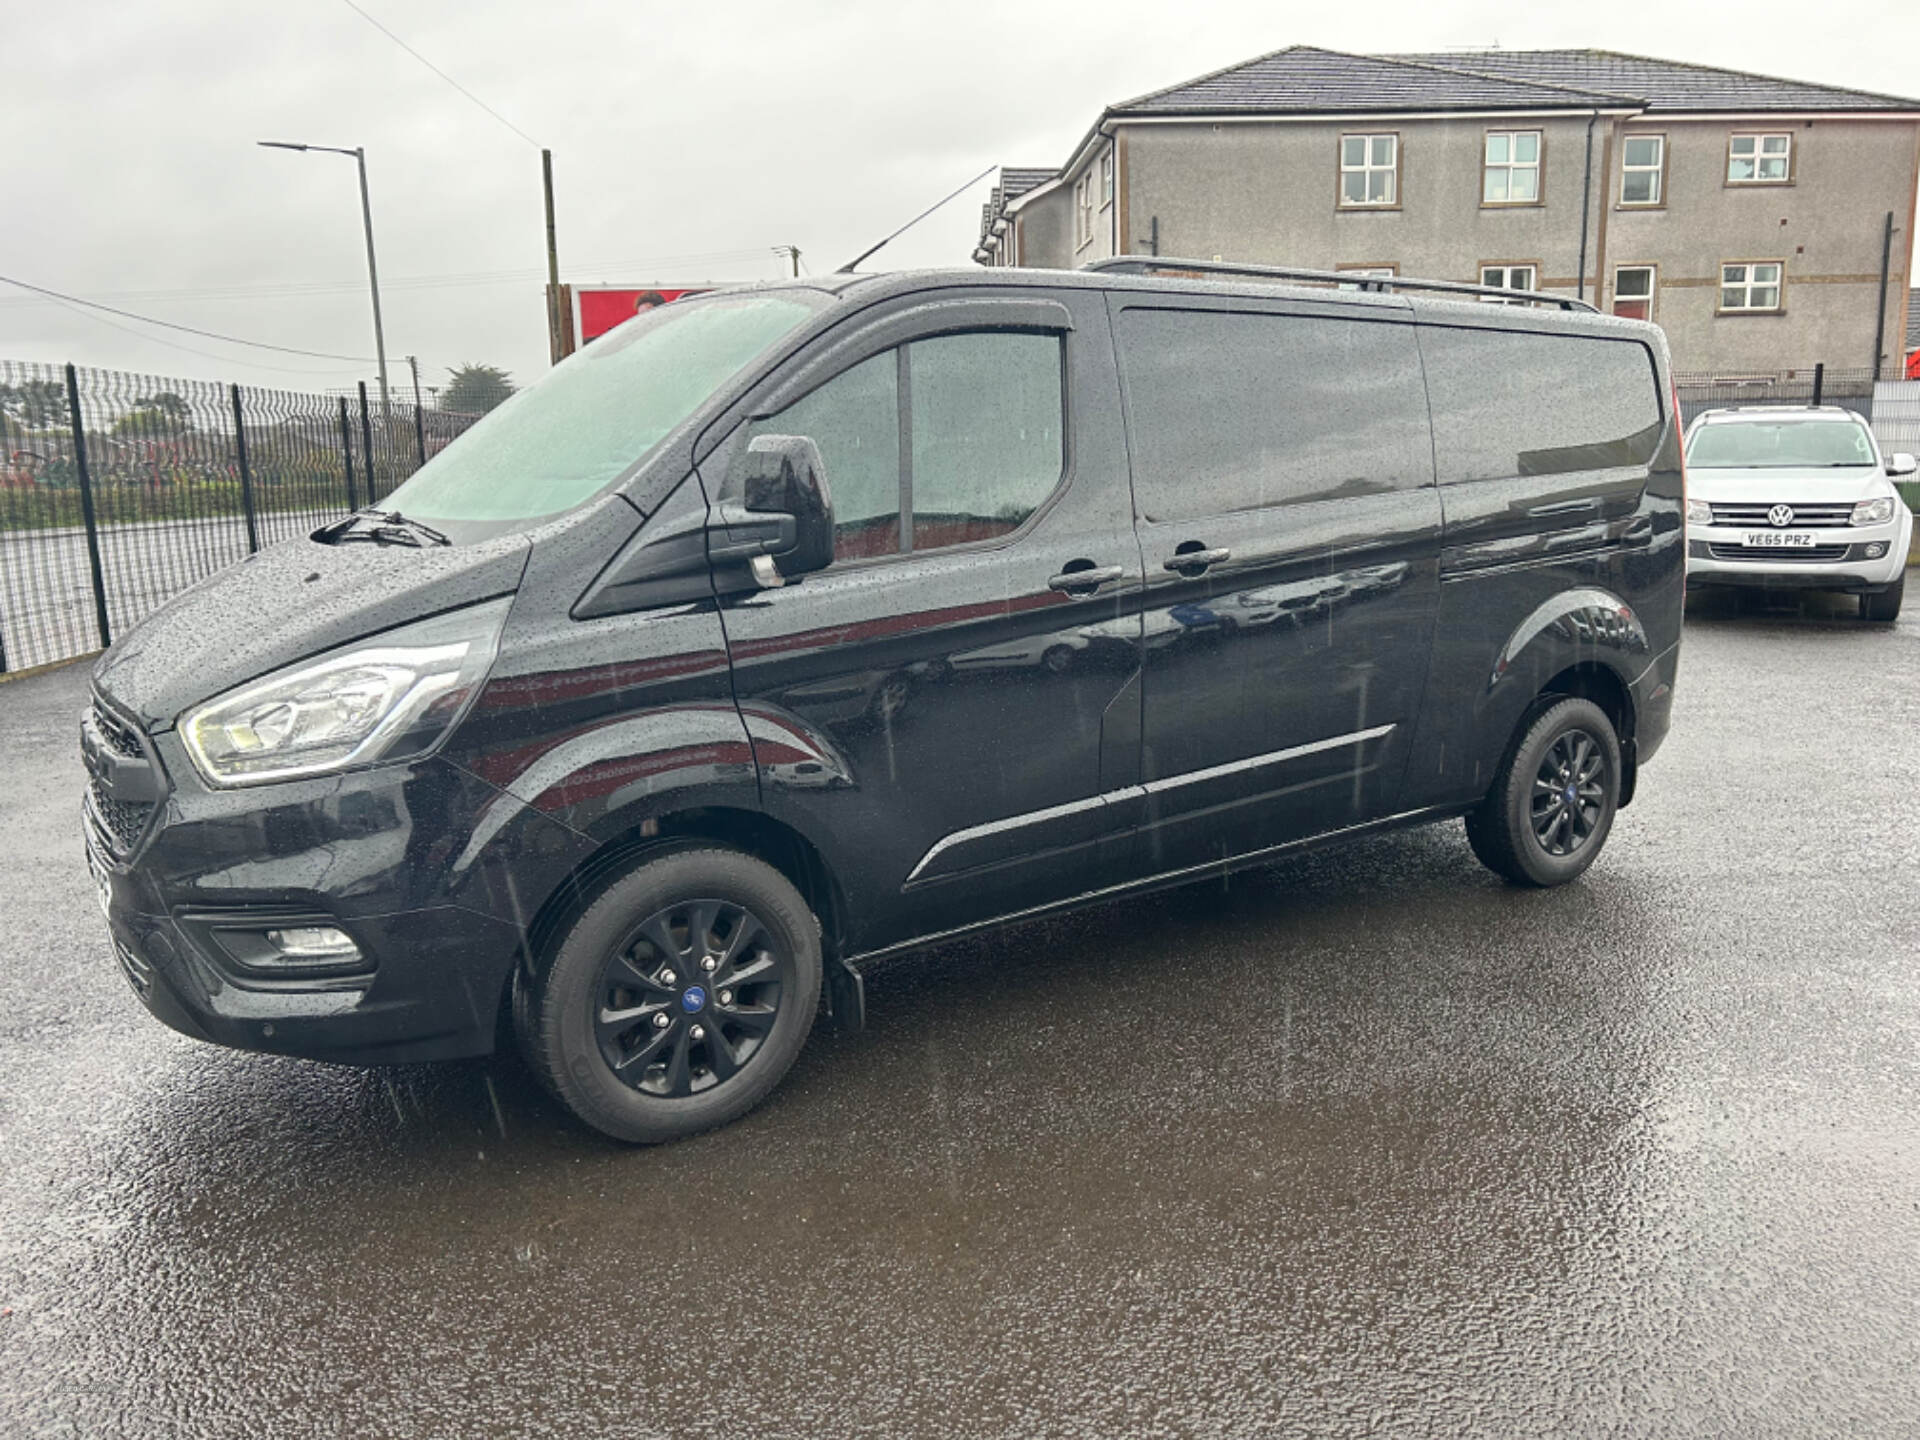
(522, 847, 821, 1143)
(1465, 697, 1621, 888)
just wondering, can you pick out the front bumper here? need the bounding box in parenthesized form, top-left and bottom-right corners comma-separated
(82, 708, 594, 1066)
(1684, 512, 1910, 589)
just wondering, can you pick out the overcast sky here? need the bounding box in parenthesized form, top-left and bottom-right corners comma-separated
(3, 0, 1916, 395)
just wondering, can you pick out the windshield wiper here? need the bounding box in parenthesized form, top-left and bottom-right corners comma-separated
(317, 510, 452, 548)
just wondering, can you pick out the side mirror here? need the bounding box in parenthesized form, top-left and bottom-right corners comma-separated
(1888, 452, 1917, 477)
(726, 433, 833, 580)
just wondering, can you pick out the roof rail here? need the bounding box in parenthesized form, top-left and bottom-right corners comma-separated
(1084, 256, 1601, 313)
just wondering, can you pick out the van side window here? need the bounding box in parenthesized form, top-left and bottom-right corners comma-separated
(909, 332, 1063, 549)
(755, 350, 902, 560)
(1420, 328, 1663, 482)
(1115, 308, 1433, 523)
(750, 331, 1065, 561)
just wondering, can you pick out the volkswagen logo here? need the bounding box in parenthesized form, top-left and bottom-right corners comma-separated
(680, 985, 707, 1014)
(1768, 504, 1795, 528)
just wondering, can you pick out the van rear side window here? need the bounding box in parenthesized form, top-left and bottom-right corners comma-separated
(1420, 327, 1663, 482)
(1115, 308, 1433, 523)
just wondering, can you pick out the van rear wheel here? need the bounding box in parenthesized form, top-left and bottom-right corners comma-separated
(521, 847, 821, 1143)
(1465, 697, 1621, 888)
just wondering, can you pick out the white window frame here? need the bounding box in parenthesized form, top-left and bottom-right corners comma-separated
(1073, 173, 1093, 248)
(1620, 134, 1665, 206)
(1612, 265, 1656, 320)
(1335, 264, 1397, 291)
(1482, 130, 1542, 205)
(1099, 149, 1114, 210)
(1728, 133, 1791, 184)
(1720, 261, 1784, 313)
(1339, 133, 1398, 208)
(1479, 263, 1538, 303)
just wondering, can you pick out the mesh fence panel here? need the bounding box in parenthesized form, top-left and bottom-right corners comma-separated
(0, 359, 481, 674)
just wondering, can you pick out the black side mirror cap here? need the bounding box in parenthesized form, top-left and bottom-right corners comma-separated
(738, 433, 834, 577)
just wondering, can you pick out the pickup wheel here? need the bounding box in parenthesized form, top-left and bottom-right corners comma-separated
(1861, 573, 1904, 623)
(1465, 697, 1621, 888)
(522, 847, 821, 1144)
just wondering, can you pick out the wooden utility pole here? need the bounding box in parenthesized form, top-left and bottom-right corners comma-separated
(543, 148, 567, 365)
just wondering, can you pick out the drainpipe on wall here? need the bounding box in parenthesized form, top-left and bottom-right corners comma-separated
(1576, 111, 1598, 301)
(1872, 210, 1893, 380)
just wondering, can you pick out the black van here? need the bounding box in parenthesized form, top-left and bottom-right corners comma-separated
(81, 260, 1683, 1143)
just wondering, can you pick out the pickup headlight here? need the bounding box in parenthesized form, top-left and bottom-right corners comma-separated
(1685, 499, 1713, 526)
(182, 597, 510, 787)
(1850, 496, 1896, 526)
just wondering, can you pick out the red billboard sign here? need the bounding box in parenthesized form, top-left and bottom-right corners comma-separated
(571, 285, 717, 345)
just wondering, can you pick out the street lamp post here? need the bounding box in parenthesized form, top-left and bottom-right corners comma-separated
(258, 141, 391, 416)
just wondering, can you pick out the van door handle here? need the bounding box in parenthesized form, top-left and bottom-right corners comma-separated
(1048, 563, 1125, 595)
(1163, 546, 1230, 575)
(1526, 497, 1600, 520)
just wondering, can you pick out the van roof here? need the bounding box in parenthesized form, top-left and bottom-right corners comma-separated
(1693, 406, 1864, 424)
(751, 263, 1660, 343)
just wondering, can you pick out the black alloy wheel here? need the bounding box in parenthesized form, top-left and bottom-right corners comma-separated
(520, 847, 821, 1144)
(1465, 696, 1621, 888)
(594, 900, 790, 1098)
(1529, 729, 1607, 858)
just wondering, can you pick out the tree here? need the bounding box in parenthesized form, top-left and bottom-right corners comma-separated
(0, 379, 70, 433)
(111, 391, 192, 435)
(442, 364, 514, 415)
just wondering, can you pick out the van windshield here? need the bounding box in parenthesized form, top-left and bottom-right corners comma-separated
(1687, 418, 1878, 469)
(379, 292, 818, 537)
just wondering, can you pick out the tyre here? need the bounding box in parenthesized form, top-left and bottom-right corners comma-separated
(1861, 572, 1905, 623)
(1464, 697, 1621, 888)
(521, 847, 821, 1144)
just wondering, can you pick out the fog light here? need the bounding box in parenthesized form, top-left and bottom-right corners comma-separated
(1863, 542, 1887, 559)
(265, 926, 360, 962)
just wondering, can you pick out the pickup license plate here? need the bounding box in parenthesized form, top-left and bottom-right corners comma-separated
(1741, 531, 1816, 548)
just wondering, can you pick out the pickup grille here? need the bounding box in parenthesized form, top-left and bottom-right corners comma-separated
(1709, 502, 1854, 527)
(1707, 543, 1850, 562)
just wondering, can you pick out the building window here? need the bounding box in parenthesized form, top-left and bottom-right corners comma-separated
(1728, 133, 1790, 183)
(1074, 174, 1093, 248)
(1483, 131, 1541, 204)
(1100, 149, 1114, 210)
(1480, 264, 1537, 302)
(1621, 135, 1665, 205)
(1339, 133, 1398, 207)
(1720, 261, 1783, 312)
(1613, 266, 1655, 320)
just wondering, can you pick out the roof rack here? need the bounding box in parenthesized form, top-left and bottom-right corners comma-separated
(1084, 256, 1601, 313)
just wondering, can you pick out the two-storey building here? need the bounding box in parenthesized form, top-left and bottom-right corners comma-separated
(976, 47, 1920, 373)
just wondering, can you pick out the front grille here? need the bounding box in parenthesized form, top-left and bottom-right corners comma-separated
(1709, 502, 1854, 527)
(88, 783, 154, 854)
(1707, 543, 1850, 562)
(84, 700, 159, 860)
(91, 702, 144, 759)
(113, 937, 153, 997)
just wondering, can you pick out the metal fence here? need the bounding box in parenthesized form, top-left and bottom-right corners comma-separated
(0, 360, 481, 674)
(1673, 364, 1877, 429)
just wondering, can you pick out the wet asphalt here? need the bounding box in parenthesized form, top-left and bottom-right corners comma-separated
(2, 586, 1917, 1439)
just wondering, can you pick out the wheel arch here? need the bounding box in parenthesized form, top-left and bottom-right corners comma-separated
(497, 805, 850, 1037)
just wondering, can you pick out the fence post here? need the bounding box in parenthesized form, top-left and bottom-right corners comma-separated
(229, 384, 260, 554)
(1812, 363, 1824, 408)
(358, 381, 378, 505)
(64, 364, 113, 651)
(338, 396, 359, 510)
(413, 403, 427, 470)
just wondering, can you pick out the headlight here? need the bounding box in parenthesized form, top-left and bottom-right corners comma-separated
(1685, 499, 1713, 526)
(183, 597, 510, 787)
(1851, 496, 1896, 526)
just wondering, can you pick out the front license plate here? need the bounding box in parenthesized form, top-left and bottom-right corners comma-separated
(1741, 531, 1816, 548)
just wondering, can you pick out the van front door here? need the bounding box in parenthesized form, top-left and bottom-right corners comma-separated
(705, 289, 1145, 956)
(1110, 294, 1443, 876)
